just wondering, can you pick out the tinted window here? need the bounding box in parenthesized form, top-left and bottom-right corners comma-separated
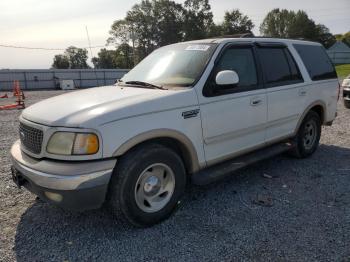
(293, 44, 337, 81)
(258, 47, 302, 87)
(285, 49, 303, 82)
(215, 47, 258, 87)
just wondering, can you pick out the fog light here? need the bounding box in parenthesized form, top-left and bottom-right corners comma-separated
(44, 192, 63, 202)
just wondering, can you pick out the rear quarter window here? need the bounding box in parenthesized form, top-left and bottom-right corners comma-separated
(293, 44, 337, 81)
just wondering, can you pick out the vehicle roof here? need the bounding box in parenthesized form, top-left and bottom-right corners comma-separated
(184, 37, 322, 46)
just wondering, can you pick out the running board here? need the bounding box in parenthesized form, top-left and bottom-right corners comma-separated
(192, 142, 294, 186)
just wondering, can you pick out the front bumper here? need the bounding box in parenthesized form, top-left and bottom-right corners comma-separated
(10, 140, 117, 211)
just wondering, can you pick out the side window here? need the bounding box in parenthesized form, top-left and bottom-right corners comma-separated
(215, 47, 258, 88)
(293, 44, 337, 81)
(285, 49, 303, 82)
(258, 47, 302, 87)
(204, 46, 258, 96)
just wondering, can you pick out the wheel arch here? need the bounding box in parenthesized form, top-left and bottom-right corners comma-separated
(294, 100, 326, 135)
(112, 129, 201, 174)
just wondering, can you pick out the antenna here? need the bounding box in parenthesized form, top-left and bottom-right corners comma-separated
(85, 26, 100, 86)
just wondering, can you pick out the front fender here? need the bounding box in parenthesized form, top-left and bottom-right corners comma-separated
(99, 108, 206, 173)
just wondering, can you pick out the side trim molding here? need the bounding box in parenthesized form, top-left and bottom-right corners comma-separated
(204, 114, 299, 145)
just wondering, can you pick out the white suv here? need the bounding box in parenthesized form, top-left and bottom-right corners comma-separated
(11, 38, 339, 227)
(342, 74, 350, 108)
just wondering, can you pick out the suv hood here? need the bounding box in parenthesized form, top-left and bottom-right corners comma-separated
(22, 85, 198, 127)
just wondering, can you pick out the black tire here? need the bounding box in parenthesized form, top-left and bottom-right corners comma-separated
(344, 99, 350, 109)
(107, 143, 186, 227)
(289, 110, 321, 158)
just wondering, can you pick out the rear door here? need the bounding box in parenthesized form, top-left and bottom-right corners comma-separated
(198, 43, 267, 165)
(256, 43, 305, 142)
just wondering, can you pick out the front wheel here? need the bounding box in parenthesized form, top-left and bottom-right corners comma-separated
(107, 143, 186, 227)
(289, 110, 321, 158)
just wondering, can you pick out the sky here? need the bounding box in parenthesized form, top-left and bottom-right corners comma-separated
(0, 0, 349, 69)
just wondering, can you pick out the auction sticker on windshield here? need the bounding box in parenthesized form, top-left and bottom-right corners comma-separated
(185, 45, 211, 51)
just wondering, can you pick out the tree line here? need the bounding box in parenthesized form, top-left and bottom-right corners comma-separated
(52, 0, 347, 70)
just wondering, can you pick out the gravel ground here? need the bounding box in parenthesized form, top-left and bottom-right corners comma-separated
(1, 90, 350, 262)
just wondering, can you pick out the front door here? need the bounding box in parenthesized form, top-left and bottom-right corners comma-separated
(198, 44, 267, 165)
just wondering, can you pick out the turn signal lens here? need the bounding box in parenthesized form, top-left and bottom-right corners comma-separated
(73, 133, 99, 155)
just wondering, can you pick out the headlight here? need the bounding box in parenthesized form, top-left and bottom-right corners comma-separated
(47, 132, 99, 155)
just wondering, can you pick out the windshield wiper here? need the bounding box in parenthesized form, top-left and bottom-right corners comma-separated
(124, 81, 167, 90)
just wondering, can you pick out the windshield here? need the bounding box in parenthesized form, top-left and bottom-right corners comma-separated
(121, 43, 217, 87)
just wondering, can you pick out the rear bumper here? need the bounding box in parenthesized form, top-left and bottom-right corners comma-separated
(10, 140, 117, 211)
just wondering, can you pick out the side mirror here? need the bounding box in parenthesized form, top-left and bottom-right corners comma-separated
(215, 70, 239, 86)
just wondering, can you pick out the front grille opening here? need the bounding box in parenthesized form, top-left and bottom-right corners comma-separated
(19, 123, 43, 154)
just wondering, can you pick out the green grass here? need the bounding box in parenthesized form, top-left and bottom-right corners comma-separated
(336, 64, 350, 78)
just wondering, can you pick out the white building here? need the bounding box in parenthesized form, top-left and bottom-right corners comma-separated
(327, 41, 350, 65)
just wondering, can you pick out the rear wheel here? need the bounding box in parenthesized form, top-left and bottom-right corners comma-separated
(289, 110, 321, 158)
(107, 143, 186, 227)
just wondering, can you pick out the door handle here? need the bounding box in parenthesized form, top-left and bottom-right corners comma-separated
(299, 89, 307, 96)
(250, 98, 262, 106)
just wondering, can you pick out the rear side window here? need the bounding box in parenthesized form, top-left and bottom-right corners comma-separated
(293, 44, 337, 81)
(285, 49, 303, 82)
(258, 47, 303, 87)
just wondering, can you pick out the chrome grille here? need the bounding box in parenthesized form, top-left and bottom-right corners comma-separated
(19, 123, 43, 154)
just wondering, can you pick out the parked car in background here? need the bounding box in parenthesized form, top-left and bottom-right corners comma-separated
(342, 74, 350, 108)
(10, 38, 339, 227)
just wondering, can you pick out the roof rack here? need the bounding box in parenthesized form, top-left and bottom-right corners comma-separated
(214, 32, 255, 39)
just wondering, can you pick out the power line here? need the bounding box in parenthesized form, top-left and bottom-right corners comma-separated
(0, 5, 348, 53)
(0, 43, 107, 51)
(244, 7, 350, 17)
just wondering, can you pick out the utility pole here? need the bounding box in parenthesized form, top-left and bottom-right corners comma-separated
(130, 26, 136, 67)
(86, 26, 100, 86)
